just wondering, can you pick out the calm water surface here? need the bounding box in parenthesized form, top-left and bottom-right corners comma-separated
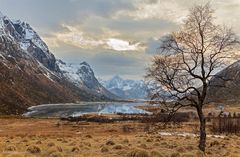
(23, 102, 151, 118)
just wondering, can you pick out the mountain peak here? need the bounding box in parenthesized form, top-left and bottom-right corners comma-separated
(80, 61, 90, 67)
(112, 75, 123, 81)
(101, 76, 149, 100)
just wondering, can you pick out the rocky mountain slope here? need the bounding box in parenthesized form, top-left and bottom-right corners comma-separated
(100, 75, 149, 100)
(207, 61, 240, 104)
(0, 13, 116, 114)
(57, 60, 118, 99)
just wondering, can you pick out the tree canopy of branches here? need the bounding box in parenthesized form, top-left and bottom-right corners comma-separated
(146, 3, 239, 152)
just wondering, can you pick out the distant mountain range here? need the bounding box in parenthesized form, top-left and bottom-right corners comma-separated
(0, 12, 239, 114)
(100, 75, 149, 100)
(0, 13, 117, 114)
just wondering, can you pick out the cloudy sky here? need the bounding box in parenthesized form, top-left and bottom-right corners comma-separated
(0, 0, 240, 80)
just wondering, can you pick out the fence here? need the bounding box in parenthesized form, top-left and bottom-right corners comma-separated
(211, 113, 240, 134)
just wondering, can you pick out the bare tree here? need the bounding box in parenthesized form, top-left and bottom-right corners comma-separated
(146, 3, 239, 152)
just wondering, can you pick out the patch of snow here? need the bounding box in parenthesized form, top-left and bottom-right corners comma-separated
(20, 41, 30, 51)
(57, 60, 95, 86)
(159, 132, 225, 138)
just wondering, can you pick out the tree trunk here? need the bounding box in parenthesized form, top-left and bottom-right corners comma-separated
(197, 107, 206, 152)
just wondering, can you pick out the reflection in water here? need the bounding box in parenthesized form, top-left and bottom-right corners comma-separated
(23, 102, 151, 118)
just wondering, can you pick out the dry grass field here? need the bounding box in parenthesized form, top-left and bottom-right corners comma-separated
(0, 116, 240, 157)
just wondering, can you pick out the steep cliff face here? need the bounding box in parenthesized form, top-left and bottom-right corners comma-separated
(1, 16, 59, 72)
(57, 60, 119, 100)
(0, 14, 116, 115)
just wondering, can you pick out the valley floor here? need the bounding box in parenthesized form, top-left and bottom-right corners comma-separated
(0, 117, 239, 157)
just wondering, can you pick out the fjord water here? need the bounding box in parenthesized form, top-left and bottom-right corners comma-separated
(23, 102, 150, 118)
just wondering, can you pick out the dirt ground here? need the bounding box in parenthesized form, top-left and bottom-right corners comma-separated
(0, 117, 239, 157)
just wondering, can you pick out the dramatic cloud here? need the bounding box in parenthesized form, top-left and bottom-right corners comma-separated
(115, 0, 188, 24)
(44, 24, 144, 51)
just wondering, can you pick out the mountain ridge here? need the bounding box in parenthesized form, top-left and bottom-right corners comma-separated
(0, 13, 117, 114)
(100, 75, 149, 100)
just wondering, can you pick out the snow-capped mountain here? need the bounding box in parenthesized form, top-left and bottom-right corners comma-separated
(57, 60, 118, 99)
(100, 75, 149, 100)
(0, 14, 59, 72)
(0, 13, 116, 114)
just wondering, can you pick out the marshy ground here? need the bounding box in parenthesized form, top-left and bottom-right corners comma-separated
(0, 116, 240, 157)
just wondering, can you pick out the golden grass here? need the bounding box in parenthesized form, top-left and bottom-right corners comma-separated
(0, 117, 240, 157)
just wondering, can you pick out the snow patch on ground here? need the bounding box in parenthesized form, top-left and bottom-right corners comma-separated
(159, 132, 225, 138)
